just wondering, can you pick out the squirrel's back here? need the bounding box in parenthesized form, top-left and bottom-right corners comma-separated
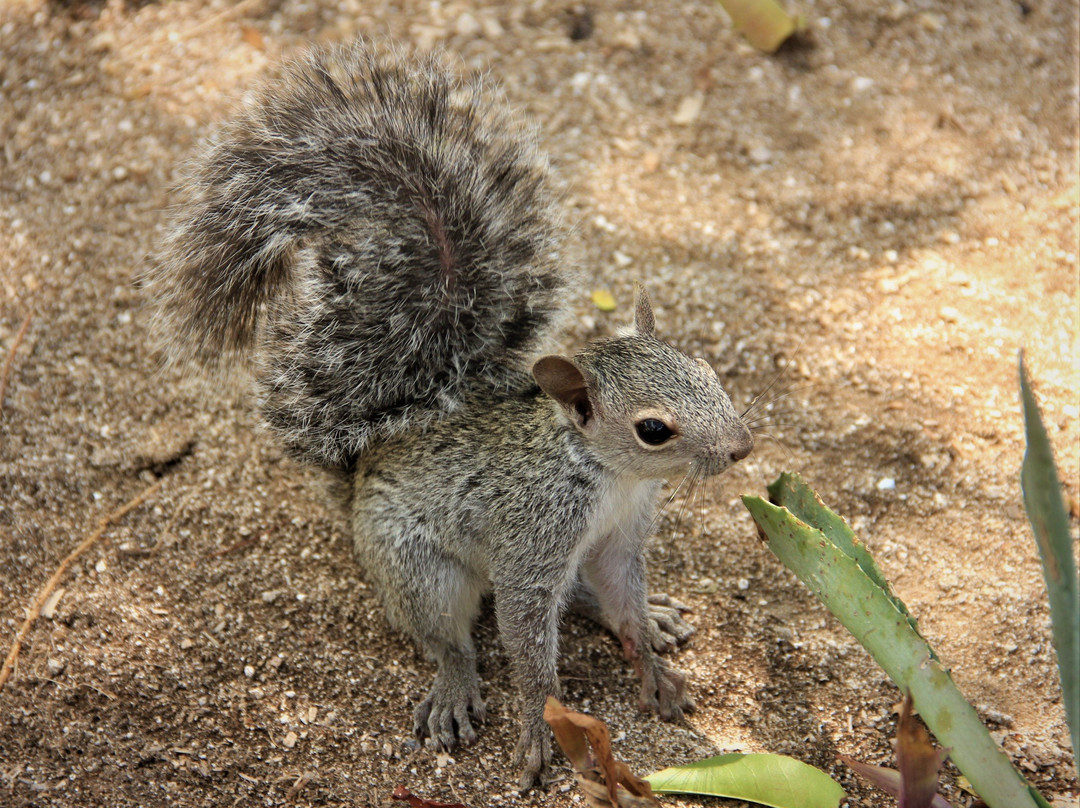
(148, 43, 569, 468)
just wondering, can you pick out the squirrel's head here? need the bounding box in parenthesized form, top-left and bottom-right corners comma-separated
(532, 285, 753, 481)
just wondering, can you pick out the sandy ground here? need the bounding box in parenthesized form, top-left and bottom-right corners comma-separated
(1, 0, 1077, 806)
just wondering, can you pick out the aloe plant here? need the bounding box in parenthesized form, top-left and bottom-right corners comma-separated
(744, 473, 1050, 808)
(1019, 352, 1078, 772)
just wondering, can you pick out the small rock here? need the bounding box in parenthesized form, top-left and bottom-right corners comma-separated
(748, 146, 773, 165)
(283, 731, 298, 749)
(46, 657, 65, 676)
(939, 306, 960, 323)
(180, 638, 194, 650)
(454, 12, 481, 37)
(672, 92, 704, 125)
(244, 665, 255, 678)
(877, 477, 896, 491)
(612, 28, 642, 50)
(41, 588, 65, 620)
(481, 16, 504, 39)
(693, 577, 719, 594)
(916, 12, 944, 31)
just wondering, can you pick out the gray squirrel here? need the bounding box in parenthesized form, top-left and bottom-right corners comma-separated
(146, 42, 754, 790)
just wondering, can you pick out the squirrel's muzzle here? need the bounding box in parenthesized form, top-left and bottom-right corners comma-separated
(730, 424, 754, 463)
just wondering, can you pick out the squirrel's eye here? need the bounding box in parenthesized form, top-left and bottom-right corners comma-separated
(635, 418, 674, 446)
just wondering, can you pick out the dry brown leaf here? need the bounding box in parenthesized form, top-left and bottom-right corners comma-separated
(390, 785, 469, 808)
(544, 697, 659, 807)
(241, 25, 265, 51)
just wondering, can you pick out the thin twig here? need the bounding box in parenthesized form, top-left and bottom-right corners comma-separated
(0, 313, 32, 416)
(0, 478, 164, 693)
(204, 536, 259, 560)
(185, 0, 264, 38)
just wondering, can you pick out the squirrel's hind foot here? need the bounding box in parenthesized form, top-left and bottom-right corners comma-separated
(645, 592, 695, 652)
(635, 656, 696, 722)
(513, 722, 553, 792)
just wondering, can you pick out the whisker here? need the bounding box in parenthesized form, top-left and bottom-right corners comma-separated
(644, 465, 694, 538)
(739, 336, 810, 418)
(743, 409, 796, 426)
(668, 466, 703, 541)
(742, 381, 819, 422)
(696, 469, 708, 537)
(754, 431, 796, 461)
(747, 423, 799, 436)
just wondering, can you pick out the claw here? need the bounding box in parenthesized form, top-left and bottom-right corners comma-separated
(412, 675, 484, 749)
(646, 591, 695, 652)
(637, 656, 693, 722)
(513, 724, 552, 792)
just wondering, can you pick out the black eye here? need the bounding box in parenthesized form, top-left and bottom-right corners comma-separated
(635, 418, 674, 445)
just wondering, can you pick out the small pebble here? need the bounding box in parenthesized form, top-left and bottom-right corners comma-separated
(748, 146, 773, 165)
(454, 12, 480, 37)
(672, 92, 704, 125)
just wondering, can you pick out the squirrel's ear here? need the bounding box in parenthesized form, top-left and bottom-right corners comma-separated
(532, 355, 595, 430)
(633, 282, 656, 336)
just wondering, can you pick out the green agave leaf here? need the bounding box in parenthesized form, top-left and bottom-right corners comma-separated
(767, 472, 929, 650)
(1019, 352, 1079, 773)
(646, 752, 843, 808)
(743, 484, 1045, 808)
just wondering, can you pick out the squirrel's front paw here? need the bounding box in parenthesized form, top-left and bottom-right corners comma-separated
(637, 656, 695, 722)
(647, 593, 695, 652)
(413, 673, 486, 750)
(513, 724, 552, 791)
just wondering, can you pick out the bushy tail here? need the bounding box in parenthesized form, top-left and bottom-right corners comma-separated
(147, 43, 568, 468)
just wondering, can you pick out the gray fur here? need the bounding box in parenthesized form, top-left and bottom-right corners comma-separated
(147, 42, 754, 791)
(146, 42, 567, 468)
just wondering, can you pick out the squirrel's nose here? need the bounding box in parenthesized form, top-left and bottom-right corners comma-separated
(729, 427, 754, 463)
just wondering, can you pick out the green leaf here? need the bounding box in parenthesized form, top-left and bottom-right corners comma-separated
(744, 477, 1046, 808)
(1019, 352, 1079, 773)
(646, 753, 843, 808)
(767, 472, 930, 651)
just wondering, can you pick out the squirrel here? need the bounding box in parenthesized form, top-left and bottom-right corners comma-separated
(146, 42, 754, 790)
